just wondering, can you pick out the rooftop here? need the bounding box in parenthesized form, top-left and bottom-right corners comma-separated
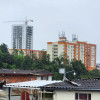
(0, 69, 54, 76)
(40, 78, 100, 91)
(4, 80, 61, 89)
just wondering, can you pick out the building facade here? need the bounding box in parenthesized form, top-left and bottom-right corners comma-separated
(47, 34, 96, 71)
(12, 24, 33, 49)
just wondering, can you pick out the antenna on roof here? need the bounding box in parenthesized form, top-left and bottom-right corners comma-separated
(59, 31, 66, 38)
(59, 31, 67, 41)
(72, 34, 78, 41)
(77, 35, 78, 40)
(58, 31, 60, 38)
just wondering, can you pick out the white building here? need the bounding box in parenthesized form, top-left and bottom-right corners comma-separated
(39, 79, 100, 100)
(12, 24, 33, 49)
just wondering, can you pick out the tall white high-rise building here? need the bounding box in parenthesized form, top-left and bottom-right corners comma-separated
(12, 24, 33, 49)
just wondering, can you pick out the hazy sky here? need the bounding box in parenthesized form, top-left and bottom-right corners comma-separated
(0, 0, 100, 63)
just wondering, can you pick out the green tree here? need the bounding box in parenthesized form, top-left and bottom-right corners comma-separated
(12, 49, 18, 55)
(23, 55, 33, 69)
(3, 63, 8, 68)
(40, 52, 50, 65)
(71, 60, 88, 79)
(89, 69, 100, 78)
(0, 50, 3, 60)
(19, 50, 24, 55)
(0, 43, 9, 54)
(14, 54, 24, 69)
(2, 53, 14, 65)
(10, 64, 16, 69)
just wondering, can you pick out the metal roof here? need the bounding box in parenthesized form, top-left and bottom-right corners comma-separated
(4, 80, 61, 89)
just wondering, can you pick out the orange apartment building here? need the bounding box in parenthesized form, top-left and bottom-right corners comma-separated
(47, 34, 96, 71)
(9, 49, 46, 59)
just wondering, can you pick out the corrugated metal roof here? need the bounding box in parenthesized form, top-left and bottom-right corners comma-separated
(4, 80, 61, 89)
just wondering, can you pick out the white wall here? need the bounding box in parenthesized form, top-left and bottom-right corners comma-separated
(48, 76, 52, 81)
(54, 91, 75, 100)
(53, 90, 100, 100)
(58, 44, 64, 57)
(47, 44, 53, 61)
(91, 92, 100, 100)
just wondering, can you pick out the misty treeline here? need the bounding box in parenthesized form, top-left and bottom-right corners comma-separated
(0, 43, 100, 80)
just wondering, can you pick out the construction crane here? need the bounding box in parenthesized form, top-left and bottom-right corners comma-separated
(4, 17, 33, 25)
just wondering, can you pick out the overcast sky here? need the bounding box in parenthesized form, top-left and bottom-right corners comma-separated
(0, 0, 100, 63)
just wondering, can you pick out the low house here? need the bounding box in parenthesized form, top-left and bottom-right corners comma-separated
(4, 78, 100, 100)
(5, 78, 100, 100)
(40, 78, 100, 100)
(0, 69, 54, 84)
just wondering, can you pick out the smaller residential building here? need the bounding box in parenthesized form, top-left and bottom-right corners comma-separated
(0, 69, 53, 84)
(40, 78, 100, 100)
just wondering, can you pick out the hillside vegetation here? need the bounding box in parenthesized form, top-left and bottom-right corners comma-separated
(0, 43, 99, 80)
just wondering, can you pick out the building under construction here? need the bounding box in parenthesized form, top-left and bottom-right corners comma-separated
(12, 24, 33, 49)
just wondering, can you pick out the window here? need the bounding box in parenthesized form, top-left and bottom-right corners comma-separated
(41, 76, 48, 80)
(53, 45, 58, 47)
(67, 45, 70, 48)
(54, 48, 58, 50)
(75, 93, 91, 100)
(54, 55, 58, 56)
(54, 51, 58, 53)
